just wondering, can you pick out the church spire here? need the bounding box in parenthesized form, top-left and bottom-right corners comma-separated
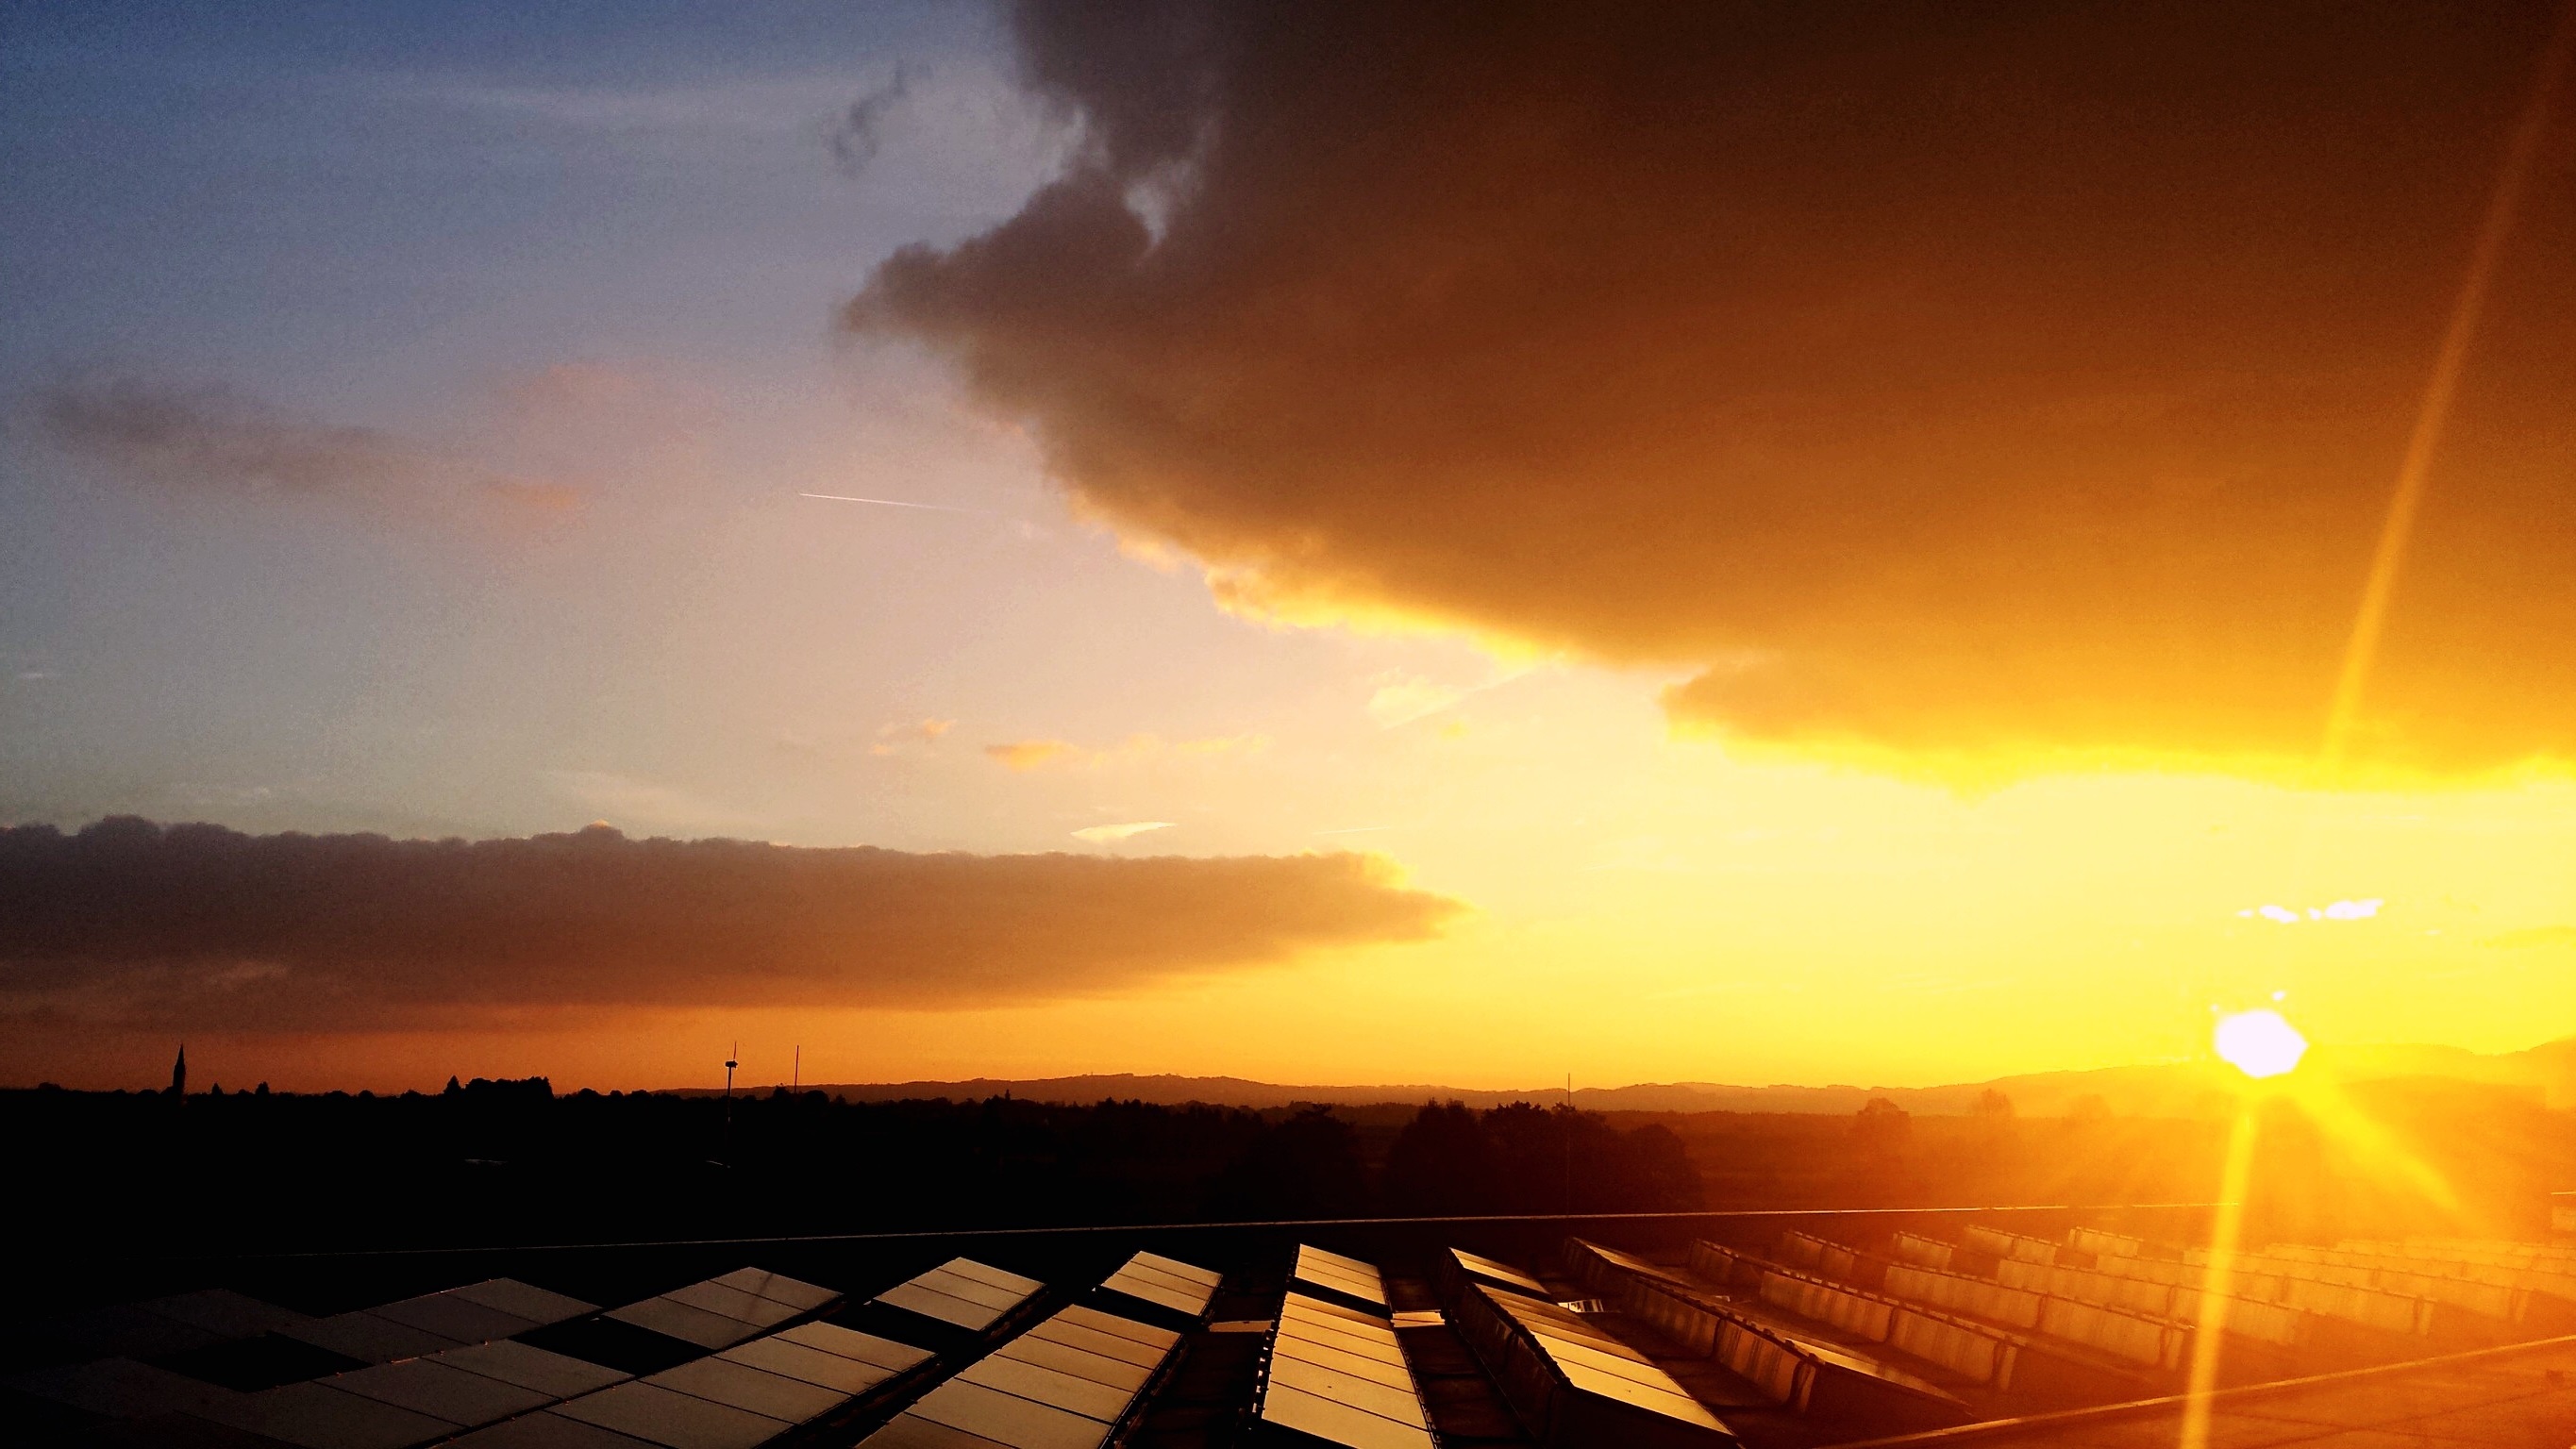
(170, 1042, 187, 1098)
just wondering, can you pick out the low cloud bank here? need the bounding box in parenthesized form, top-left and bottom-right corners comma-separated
(0, 818, 1463, 1031)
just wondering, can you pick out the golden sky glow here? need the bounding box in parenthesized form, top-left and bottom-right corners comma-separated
(6, 2, 2576, 1094)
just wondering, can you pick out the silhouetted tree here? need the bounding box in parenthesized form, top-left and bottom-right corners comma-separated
(1382, 1101, 1499, 1215)
(1207, 1106, 1369, 1219)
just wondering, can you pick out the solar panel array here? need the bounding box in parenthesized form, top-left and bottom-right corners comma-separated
(1292, 1244, 1390, 1313)
(604, 1268, 832, 1352)
(1096, 1251, 1222, 1320)
(1450, 1279, 1739, 1449)
(514, 1320, 927, 1449)
(193, 1340, 627, 1449)
(861, 1301, 1183, 1449)
(287, 1281, 600, 1366)
(1255, 1290, 1435, 1449)
(870, 1258, 1047, 1334)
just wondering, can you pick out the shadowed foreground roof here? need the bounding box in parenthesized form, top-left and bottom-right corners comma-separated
(1844, 1332, 2576, 1447)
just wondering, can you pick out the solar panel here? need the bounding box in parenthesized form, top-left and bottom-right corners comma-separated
(366, 1291, 545, 1345)
(1447, 1248, 1549, 1296)
(954, 1357, 1135, 1422)
(1256, 1288, 1433, 1449)
(195, 1378, 464, 1449)
(552, 1380, 791, 1449)
(773, 1321, 932, 1374)
(142, 1290, 317, 1341)
(2, 1356, 242, 1420)
(939, 1260, 1045, 1297)
(1454, 1281, 1736, 1443)
(443, 1412, 665, 1449)
(327, 1358, 553, 1427)
(647, 1356, 850, 1423)
(900, 1378, 1112, 1449)
(662, 1281, 805, 1331)
(859, 1301, 1182, 1449)
(606, 1296, 764, 1350)
(717, 1336, 901, 1396)
(707, 1269, 839, 1312)
(1293, 1245, 1391, 1312)
(1097, 1251, 1220, 1319)
(433, 1341, 629, 1399)
(447, 1280, 598, 1329)
(871, 1259, 1042, 1333)
(281, 1311, 470, 1366)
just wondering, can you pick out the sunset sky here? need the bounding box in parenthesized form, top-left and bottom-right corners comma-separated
(5, 1, 2574, 1094)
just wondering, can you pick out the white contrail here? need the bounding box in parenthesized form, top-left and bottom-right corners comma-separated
(798, 491, 988, 514)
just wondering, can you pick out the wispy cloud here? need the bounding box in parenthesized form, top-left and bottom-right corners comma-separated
(983, 733, 1267, 771)
(2236, 898, 2384, 924)
(1072, 821, 1176, 842)
(26, 374, 575, 520)
(827, 67, 913, 175)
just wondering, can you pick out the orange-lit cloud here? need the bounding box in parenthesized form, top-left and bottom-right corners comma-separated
(851, 1, 2576, 781)
(0, 818, 1463, 1038)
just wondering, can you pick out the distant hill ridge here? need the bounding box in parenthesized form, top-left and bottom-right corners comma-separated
(676, 1037, 2576, 1116)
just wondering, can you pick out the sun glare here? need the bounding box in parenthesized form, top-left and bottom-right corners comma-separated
(2214, 1008, 2308, 1079)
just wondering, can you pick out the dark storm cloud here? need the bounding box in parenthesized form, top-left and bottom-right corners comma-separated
(0, 818, 1463, 1030)
(849, 0, 2576, 779)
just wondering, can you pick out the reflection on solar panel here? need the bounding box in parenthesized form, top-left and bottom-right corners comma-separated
(452, 1316, 927, 1449)
(1449, 1280, 1738, 1449)
(1444, 1247, 1551, 1298)
(861, 1302, 1182, 1449)
(1292, 1244, 1391, 1314)
(1254, 1289, 1435, 1449)
(872, 1257, 1047, 1333)
(606, 1268, 840, 1351)
(1098, 1251, 1223, 1320)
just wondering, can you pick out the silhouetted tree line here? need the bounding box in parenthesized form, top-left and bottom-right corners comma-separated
(0, 1084, 1701, 1268)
